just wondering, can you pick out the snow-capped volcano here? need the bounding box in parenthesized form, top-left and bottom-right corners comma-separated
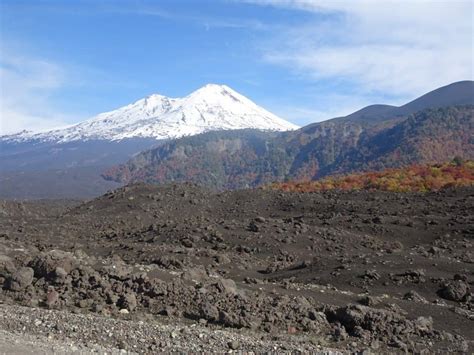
(4, 84, 298, 143)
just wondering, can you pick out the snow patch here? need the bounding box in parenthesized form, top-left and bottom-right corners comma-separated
(1, 84, 299, 143)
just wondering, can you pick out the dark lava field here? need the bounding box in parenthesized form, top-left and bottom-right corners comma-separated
(0, 184, 473, 353)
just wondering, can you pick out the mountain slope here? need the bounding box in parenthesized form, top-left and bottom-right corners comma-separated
(397, 80, 474, 115)
(103, 129, 284, 189)
(104, 104, 474, 189)
(2, 84, 298, 144)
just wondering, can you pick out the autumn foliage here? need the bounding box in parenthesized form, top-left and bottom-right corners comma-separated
(268, 160, 474, 193)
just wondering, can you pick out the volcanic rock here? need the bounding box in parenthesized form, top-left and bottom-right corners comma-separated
(5, 267, 34, 291)
(29, 250, 75, 279)
(438, 280, 469, 302)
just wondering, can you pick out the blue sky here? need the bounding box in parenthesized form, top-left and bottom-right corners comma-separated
(1, 0, 473, 134)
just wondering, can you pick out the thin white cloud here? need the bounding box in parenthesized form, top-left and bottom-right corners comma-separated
(0, 50, 76, 134)
(250, 0, 474, 98)
(106, 3, 268, 31)
(0, 43, 146, 135)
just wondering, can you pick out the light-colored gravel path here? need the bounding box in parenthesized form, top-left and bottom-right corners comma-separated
(0, 304, 344, 354)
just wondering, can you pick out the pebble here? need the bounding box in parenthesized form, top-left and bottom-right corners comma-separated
(228, 340, 239, 350)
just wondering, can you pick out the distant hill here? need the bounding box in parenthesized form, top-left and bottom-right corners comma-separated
(397, 80, 474, 115)
(330, 81, 474, 125)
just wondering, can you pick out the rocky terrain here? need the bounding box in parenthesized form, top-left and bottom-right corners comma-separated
(0, 184, 473, 353)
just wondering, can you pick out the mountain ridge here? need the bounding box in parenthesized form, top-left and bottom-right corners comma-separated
(329, 80, 474, 125)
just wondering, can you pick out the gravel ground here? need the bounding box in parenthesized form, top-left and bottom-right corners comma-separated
(0, 303, 344, 354)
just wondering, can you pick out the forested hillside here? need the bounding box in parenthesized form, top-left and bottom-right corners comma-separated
(103, 106, 474, 189)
